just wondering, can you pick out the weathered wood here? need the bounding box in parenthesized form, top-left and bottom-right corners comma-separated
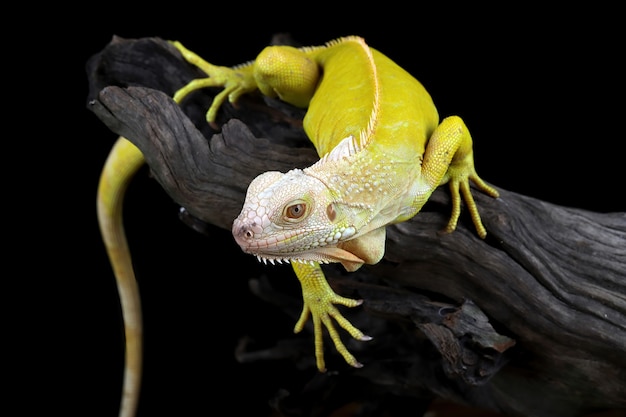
(87, 36, 626, 417)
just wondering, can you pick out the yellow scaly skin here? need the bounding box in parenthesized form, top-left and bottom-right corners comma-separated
(98, 36, 500, 417)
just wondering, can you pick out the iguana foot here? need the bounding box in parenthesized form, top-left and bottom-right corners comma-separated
(446, 172, 500, 238)
(291, 262, 371, 372)
(169, 40, 257, 126)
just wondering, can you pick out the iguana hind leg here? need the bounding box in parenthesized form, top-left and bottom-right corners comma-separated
(170, 40, 258, 127)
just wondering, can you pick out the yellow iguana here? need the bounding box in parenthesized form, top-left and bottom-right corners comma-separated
(97, 36, 499, 417)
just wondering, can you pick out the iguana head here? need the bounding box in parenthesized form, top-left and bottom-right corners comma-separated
(232, 168, 367, 268)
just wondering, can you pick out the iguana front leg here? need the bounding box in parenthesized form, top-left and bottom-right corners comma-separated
(291, 262, 371, 372)
(420, 115, 500, 238)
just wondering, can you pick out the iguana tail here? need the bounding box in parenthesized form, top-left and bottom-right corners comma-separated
(97, 136, 145, 417)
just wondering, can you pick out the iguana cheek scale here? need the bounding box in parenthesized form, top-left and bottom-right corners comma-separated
(97, 35, 500, 417)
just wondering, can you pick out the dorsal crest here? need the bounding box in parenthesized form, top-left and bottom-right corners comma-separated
(315, 36, 381, 166)
(347, 37, 380, 151)
(318, 135, 358, 163)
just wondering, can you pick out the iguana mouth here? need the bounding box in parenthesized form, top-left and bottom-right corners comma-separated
(250, 246, 365, 269)
(254, 255, 324, 265)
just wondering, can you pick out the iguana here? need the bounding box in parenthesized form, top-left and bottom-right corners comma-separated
(97, 36, 499, 417)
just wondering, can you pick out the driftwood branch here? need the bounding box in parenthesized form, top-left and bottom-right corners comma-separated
(87, 36, 626, 417)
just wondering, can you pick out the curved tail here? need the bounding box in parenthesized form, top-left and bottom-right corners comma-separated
(97, 137, 145, 417)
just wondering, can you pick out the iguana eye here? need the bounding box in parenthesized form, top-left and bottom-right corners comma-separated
(284, 200, 307, 221)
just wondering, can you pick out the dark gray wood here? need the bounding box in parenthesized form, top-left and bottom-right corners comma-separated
(87, 36, 626, 417)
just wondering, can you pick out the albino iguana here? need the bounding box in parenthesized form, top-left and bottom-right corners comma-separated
(97, 35, 499, 417)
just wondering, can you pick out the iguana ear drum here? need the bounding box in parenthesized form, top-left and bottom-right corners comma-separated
(326, 203, 337, 222)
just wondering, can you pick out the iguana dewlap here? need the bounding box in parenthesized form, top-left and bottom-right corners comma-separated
(97, 35, 499, 417)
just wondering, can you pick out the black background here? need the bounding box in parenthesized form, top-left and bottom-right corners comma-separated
(46, 5, 624, 417)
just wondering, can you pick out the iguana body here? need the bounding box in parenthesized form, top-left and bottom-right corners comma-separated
(97, 36, 499, 417)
